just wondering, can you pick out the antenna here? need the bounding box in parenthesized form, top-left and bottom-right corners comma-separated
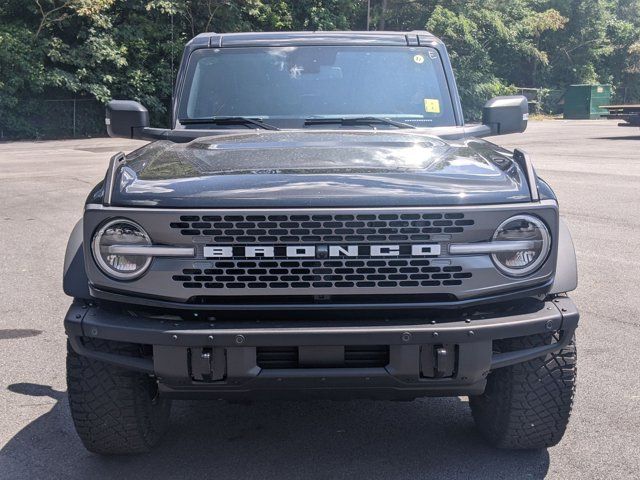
(366, 0, 371, 30)
(170, 8, 175, 97)
(170, 5, 175, 128)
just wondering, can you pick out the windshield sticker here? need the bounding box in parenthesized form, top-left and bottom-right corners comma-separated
(424, 98, 441, 113)
(289, 64, 303, 79)
(413, 54, 425, 64)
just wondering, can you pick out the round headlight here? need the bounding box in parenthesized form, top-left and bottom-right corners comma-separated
(491, 215, 551, 277)
(92, 219, 152, 280)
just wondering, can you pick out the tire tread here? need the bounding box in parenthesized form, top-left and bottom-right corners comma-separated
(470, 333, 576, 449)
(66, 339, 170, 455)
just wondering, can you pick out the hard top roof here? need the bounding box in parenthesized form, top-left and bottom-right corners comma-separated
(187, 30, 441, 48)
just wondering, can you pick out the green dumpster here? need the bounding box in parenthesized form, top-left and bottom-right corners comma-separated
(563, 84, 612, 119)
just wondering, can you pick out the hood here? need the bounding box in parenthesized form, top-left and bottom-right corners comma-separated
(108, 131, 531, 208)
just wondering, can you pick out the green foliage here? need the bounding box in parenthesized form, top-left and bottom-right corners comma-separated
(1, 0, 639, 138)
(426, 1, 568, 118)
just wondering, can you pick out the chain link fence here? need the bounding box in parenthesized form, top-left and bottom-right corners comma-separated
(514, 87, 564, 115)
(40, 99, 105, 139)
(0, 97, 172, 141)
(0, 89, 587, 141)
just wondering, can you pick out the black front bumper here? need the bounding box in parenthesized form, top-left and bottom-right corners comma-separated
(64, 297, 578, 399)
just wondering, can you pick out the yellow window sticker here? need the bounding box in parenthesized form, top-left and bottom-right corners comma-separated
(413, 54, 425, 64)
(424, 98, 441, 113)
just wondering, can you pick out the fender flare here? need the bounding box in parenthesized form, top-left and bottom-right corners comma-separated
(63, 219, 91, 299)
(550, 217, 578, 294)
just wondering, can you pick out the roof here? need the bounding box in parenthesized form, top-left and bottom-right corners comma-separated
(187, 30, 441, 48)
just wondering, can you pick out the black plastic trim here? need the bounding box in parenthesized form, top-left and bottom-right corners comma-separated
(103, 152, 125, 206)
(65, 296, 578, 396)
(490, 326, 574, 369)
(67, 297, 575, 346)
(87, 280, 553, 312)
(513, 148, 539, 202)
(68, 336, 154, 374)
(65, 297, 577, 356)
(550, 218, 578, 294)
(63, 219, 90, 299)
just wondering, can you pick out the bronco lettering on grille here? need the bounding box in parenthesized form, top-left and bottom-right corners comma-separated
(203, 244, 441, 259)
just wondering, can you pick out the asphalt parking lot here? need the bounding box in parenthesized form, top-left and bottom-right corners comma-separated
(1, 120, 639, 479)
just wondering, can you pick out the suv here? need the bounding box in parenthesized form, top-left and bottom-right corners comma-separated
(63, 31, 579, 454)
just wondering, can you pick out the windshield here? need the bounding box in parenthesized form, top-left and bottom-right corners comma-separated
(178, 46, 456, 128)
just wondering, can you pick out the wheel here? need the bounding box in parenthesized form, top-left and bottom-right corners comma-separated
(66, 339, 171, 455)
(469, 333, 576, 449)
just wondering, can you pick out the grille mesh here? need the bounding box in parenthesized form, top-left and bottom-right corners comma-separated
(256, 347, 298, 369)
(256, 346, 390, 369)
(344, 345, 390, 368)
(172, 259, 472, 290)
(170, 212, 474, 244)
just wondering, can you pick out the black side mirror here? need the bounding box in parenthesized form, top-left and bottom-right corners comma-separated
(482, 96, 528, 135)
(106, 100, 150, 138)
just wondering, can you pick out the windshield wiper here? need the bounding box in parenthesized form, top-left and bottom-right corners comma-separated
(179, 117, 280, 130)
(304, 116, 416, 129)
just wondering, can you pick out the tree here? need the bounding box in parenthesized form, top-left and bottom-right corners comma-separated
(426, 1, 566, 118)
(1, 0, 639, 138)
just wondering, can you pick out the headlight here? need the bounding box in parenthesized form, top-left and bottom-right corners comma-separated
(491, 215, 551, 277)
(92, 219, 152, 280)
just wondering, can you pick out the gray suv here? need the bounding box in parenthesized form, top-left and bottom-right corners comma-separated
(63, 31, 579, 454)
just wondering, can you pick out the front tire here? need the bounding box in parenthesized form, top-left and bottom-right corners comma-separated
(470, 333, 576, 449)
(66, 339, 171, 455)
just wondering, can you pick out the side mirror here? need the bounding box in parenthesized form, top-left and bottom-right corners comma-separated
(482, 95, 528, 135)
(106, 100, 149, 138)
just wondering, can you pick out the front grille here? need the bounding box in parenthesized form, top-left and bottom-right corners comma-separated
(172, 259, 472, 290)
(170, 212, 474, 243)
(256, 347, 299, 369)
(256, 346, 390, 369)
(344, 345, 389, 367)
(87, 204, 558, 302)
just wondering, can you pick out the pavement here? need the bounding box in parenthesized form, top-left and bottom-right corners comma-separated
(0, 120, 639, 479)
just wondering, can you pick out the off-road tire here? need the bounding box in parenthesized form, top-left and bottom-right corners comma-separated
(66, 339, 171, 455)
(469, 333, 576, 449)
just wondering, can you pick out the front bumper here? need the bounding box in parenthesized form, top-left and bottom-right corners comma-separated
(64, 297, 578, 399)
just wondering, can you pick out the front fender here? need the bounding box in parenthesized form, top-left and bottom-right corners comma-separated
(63, 219, 90, 299)
(550, 217, 578, 294)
